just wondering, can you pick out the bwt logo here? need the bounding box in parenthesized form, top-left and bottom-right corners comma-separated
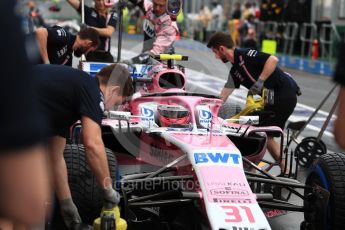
(194, 153, 240, 164)
(199, 110, 212, 120)
(141, 108, 154, 117)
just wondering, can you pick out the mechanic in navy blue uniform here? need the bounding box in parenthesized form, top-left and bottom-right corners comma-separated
(207, 32, 300, 174)
(334, 40, 345, 149)
(33, 64, 133, 229)
(35, 25, 100, 66)
(67, 0, 117, 62)
(0, 0, 50, 229)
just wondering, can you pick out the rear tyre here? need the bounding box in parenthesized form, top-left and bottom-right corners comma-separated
(64, 144, 118, 224)
(304, 153, 345, 230)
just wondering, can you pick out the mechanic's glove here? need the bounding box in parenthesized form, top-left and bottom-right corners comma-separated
(122, 52, 153, 67)
(103, 187, 121, 205)
(132, 51, 154, 64)
(60, 198, 82, 229)
(250, 78, 265, 95)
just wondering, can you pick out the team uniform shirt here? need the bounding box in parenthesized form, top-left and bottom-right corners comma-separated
(46, 26, 75, 66)
(225, 48, 299, 131)
(78, 5, 117, 52)
(139, 0, 178, 54)
(334, 41, 345, 86)
(0, 0, 46, 151)
(226, 48, 299, 101)
(33, 65, 104, 136)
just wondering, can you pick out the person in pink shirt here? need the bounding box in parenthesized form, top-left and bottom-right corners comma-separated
(126, 0, 179, 64)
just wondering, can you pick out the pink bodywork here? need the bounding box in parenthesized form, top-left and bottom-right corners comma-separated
(109, 61, 276, 228)
(128, 92, 271, 166)
(133, 63, 186, 94)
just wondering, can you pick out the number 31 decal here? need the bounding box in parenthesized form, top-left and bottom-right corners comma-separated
(222, 206, 255, 223)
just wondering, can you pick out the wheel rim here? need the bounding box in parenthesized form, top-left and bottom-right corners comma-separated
(295, 137, 327, 168)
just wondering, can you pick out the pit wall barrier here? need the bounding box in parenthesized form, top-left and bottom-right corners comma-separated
(277, 55, 333, 76)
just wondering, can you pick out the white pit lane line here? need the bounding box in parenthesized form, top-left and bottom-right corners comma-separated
(114, 49, 336, 140)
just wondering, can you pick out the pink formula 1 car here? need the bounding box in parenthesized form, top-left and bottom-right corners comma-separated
(63, 55, 345, 230)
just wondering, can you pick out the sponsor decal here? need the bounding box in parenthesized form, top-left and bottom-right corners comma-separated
(233, 69, 245, 83)
(143, 19, 155, 38)
(99, 91, 105, 111)
(247, 49, 258, 57)
(56, 28, 67, 37)
(91, 11, 97, 18)
(200, 99, 218, 104)
(231, 227, 255, 230)
(166, 128, 190, 132)
(198, 109, 212, 126)
(99, 101, 105, 112)
(199, 109, 212, 119)
(112, 12, 118, 20)
(264, 209, 289, 218)
(213, 198, 252, 204)
(194, 152, 240, 165)
(210, 187, 249, 196)
(56, 46, 68, 58)
(141, 107, 155, 122)
(207, 182, 246, 187)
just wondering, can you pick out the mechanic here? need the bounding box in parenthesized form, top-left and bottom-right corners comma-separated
(334, 40, 345, 149)
(126, 0, 179, 64)
(67, 0, 117, 62)
(207, 32, 300, 174)
(0, 0, 50, 229)
(33, 63, 134, 229)
(35, 25, 100, 66)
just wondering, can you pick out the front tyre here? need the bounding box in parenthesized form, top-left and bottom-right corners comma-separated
(218, 102, 241, 119)
(64, 144, 118, 224)
(304, 153, 345, 230)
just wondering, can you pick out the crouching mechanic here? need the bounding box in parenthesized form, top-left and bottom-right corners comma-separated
(125, 0, 179, 64)
(207, 32, 300, 174)
(33, 64, 134, 228)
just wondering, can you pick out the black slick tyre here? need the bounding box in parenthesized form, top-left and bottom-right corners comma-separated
(218, 102, 241, 119)
(304, 153, 345, 230)
(64, 144, 118, 224)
